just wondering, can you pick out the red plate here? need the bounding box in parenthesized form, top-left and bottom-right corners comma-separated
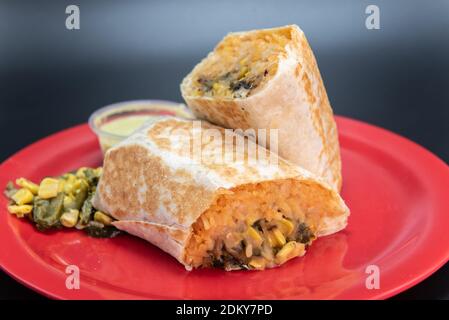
(1, 116, 449, 299)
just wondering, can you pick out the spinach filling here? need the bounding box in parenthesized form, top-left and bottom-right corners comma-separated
(196, 67, 268, 99)
(208, 218, 315, 270)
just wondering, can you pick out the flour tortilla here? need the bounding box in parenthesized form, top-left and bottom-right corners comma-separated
(181, 25, 342, 190)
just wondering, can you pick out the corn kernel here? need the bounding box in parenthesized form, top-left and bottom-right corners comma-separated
(63, 182, 74, 195)
(11, 188, 34, 205)
(271, 228, 286, 247)
(65, 173, 77, 183)
(277, 218, 295, 236)
(238, 66, 249, 79)
(212, 82, 223, 91)
(8, 205, 33, 217)
(275, 241, 296, 262)
(60, 209, 79, 228)
(73, 178, 88, 191)
(94, 211, 113, 226)
(15, 178, 39, 195)
(38, 178, 60, 199)
(63, 195, 74, 207)
(76, 167, 88, 178)
(247, 226, 263, 245)
(248, 257, 265, 270)
(94, 167, 103, 176)
(57, 179, 65, 193)
(239, 58, 248, 66)
(275, 241, 303, 265)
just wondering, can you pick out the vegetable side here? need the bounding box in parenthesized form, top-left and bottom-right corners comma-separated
(3, 167, 121, 238)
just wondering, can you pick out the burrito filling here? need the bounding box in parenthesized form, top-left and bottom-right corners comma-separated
(188, 28, 292, 99)
(185, 179, 318, 270)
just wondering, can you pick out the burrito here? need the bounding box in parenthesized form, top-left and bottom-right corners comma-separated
(180, 25, 342, 191)
(93, 117, 349, 270)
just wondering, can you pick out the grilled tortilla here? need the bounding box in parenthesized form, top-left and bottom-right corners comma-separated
(181, 25, 342, 190)
(93, 117, 349, 270)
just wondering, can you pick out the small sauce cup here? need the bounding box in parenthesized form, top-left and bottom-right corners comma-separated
(89, 100, 194, 154)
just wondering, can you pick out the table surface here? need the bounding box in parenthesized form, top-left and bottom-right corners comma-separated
(0, 0, 448, 299)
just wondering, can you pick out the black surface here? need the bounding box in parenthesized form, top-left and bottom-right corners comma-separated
(0, 0, 448, 299)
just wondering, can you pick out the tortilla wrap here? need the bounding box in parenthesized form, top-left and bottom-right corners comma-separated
(93, 117, 349, 270)
(180, 25, 342, 190)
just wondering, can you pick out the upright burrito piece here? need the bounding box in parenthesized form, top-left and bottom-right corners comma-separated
(93, 117, 349, 271)
(181, 25, 342, 191)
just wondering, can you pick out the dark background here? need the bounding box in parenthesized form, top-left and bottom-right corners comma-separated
(0, 0, 448, 299)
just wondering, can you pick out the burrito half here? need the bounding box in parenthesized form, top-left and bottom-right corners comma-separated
(93, 117, 349, 270)
(181, 25, 342, 190)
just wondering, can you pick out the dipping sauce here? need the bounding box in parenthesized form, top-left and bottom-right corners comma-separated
(89, 100, 194, 154)
(100, 115, 154, 136)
